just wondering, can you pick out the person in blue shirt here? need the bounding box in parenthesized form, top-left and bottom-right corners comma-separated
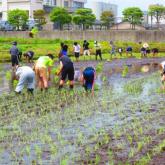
(60, 43, 68, 56)
(81, 67, 96, 94)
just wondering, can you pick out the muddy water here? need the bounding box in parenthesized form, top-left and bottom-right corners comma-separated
(0, 58, 164, 164)
(0, 57, 163, 94)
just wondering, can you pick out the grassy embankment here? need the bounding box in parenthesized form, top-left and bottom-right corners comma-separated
(0, 37, 165, 62)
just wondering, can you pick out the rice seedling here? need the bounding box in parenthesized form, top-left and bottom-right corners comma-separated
(122, 65, 129, 78)
(0, 61, 164, 164)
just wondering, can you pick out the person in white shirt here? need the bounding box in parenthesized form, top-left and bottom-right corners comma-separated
(14, 66, 35, 94)
(73, 42, 81, 62)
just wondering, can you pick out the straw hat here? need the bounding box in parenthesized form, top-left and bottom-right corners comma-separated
(143, 43, 149, 48)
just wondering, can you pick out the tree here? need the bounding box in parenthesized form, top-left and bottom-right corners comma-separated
(50, 7, 72, 30)
(100, 11, 114, 29)
(73, 8, 96, 30)
(148, 4, 165, 27)
(34, 9, 46, 26)
(8, 9, 28, 30)
(122, 7, 143, 29)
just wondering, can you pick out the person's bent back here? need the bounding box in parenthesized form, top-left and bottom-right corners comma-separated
(15, 66, 35, 94)
(35, 54, 54, 91)
(82, 67, 95, 93)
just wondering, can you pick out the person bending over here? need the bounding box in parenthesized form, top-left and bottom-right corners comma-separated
(152, 48, 159, 57)
(126, 46, 133, 57)
(160, 61, 165, 86)
(14, 66, 35, 94)
(23, 51, 34, 63)
(34, 54, 54, 91)
(57, 54, 74, 89)
(81, 67, 96, 95)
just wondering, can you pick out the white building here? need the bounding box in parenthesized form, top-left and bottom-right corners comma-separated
(85, 1, 117, 20)
(43, 0, 86, 8)
(0, 0, 43, 20)
(0, 0, 87, 21)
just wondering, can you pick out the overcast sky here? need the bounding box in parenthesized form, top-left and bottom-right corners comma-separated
(85, 0, 165, 17)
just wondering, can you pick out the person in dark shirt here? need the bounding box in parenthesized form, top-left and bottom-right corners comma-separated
(23, 51, 34, 63)
(126, 46, 133, 56)
(83, 40, 90, 56)
(94, 41, 102, 60)
(57, 54, 74, 89)
(152, 48, 159, 57)
(81, 67, 96, 95)
(141, 47, 147, 57)
(10, 41, 19, 70)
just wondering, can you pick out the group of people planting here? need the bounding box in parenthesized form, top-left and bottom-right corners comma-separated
(59, 40, 102, 61)
(10, 41, 96, 94)
(10, 41, 165, 95)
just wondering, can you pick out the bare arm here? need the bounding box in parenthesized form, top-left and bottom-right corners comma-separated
(80, 75, 85, 85)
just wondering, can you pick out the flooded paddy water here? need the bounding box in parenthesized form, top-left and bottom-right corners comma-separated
(0, 58, 165, 164)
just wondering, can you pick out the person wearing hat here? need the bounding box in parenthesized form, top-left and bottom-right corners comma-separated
(94, 41, 102, 60)
(57, 53, 74, 90)
(10, 41, 20, 70)
(14, 65, 35, 94)
(34, 54, 54, 91)
(141, 43, 150, 57)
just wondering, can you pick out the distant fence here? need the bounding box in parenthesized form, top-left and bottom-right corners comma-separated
(0, 30, 165, 42)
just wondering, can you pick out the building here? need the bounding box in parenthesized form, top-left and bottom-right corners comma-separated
(0, 0, 87, 21)
(43, 0, 87, 30)
(85, 1, 117, 21)
(43, 0, 86, 8)
(0, 0, 43, 21)
(142, 11, 165, 29)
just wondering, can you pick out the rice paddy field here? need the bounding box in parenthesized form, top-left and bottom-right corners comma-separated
(0, 57, 165, 165)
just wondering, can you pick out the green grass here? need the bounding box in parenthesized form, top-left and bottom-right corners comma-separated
(0, 37, 165, 62)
